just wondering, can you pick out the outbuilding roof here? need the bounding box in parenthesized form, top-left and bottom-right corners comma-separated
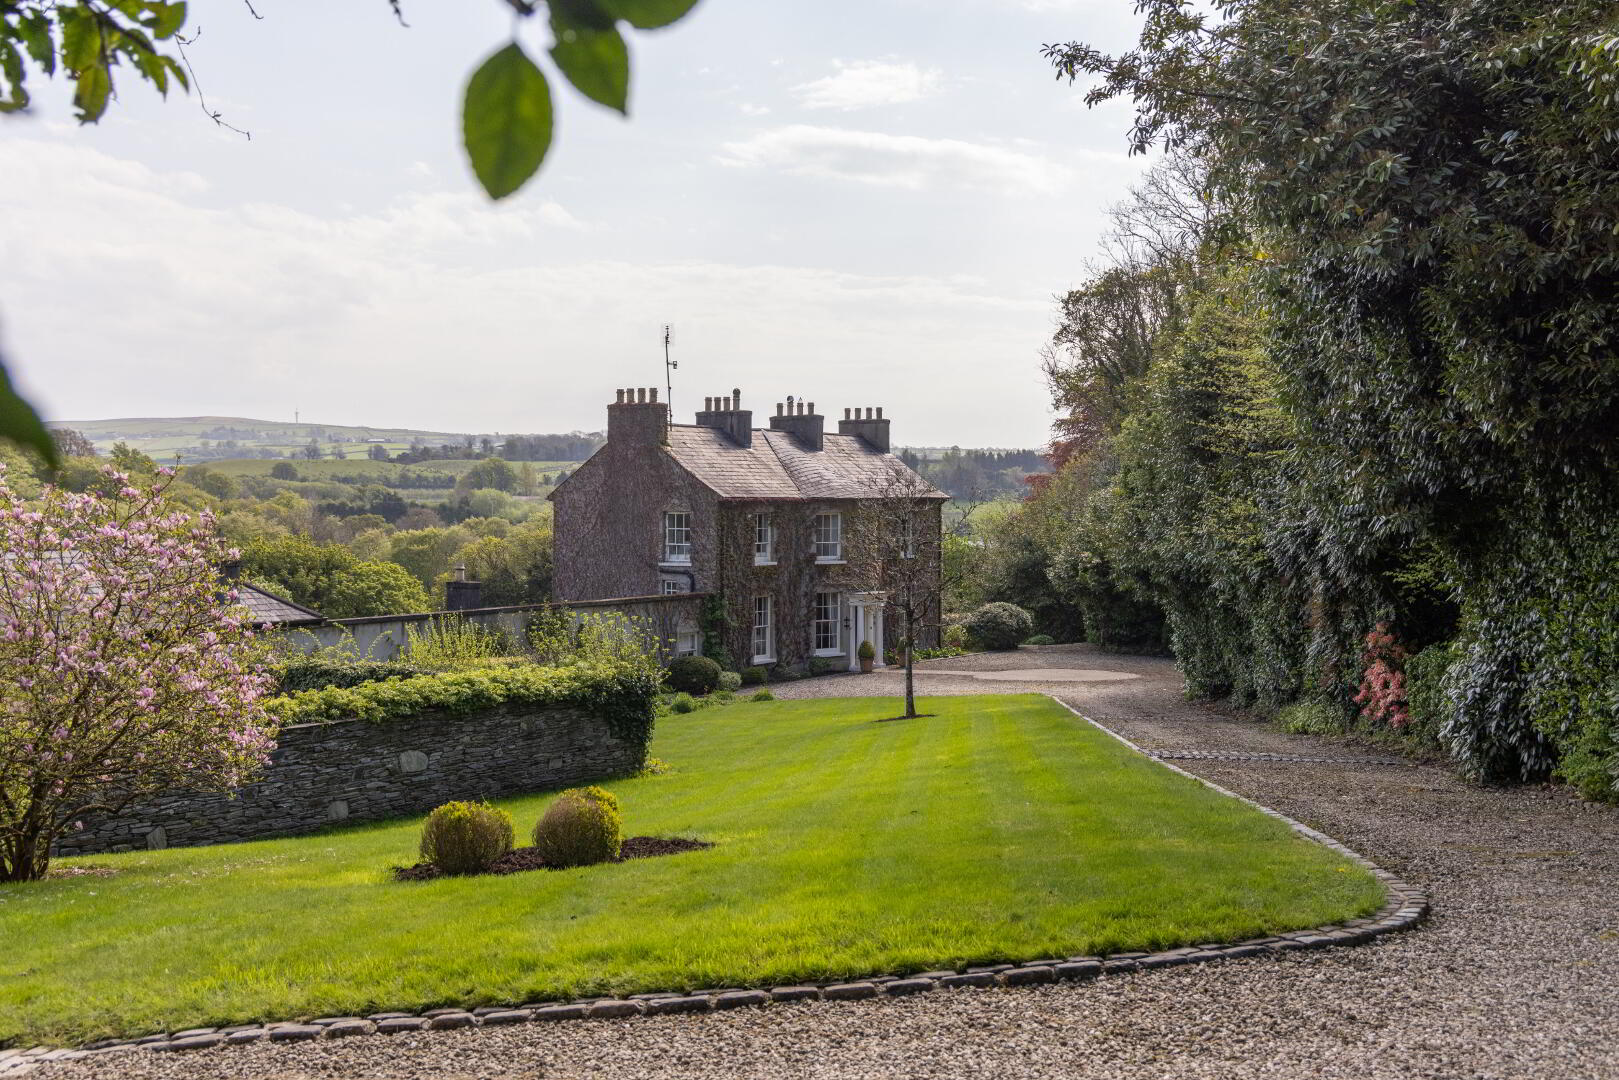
(665, 425, 947, 502)
(233, 583, 326, 626)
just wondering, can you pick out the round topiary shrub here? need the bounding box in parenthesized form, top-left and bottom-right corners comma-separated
(419, 800, 514, 875)
(717, 670, 742, 692)
(666, 655, 722, 695)
(532, 786, 622, 868)
(740, 665, 769, 685)
(965, 602, 1035, 650)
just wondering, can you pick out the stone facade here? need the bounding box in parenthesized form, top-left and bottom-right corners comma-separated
(54, 703, 645, 857)
(551, 387, 947, 672)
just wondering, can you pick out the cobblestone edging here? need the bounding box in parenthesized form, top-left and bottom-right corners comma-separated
(0, 699, 1429, 1074)
(1148, 749, 1415, 767)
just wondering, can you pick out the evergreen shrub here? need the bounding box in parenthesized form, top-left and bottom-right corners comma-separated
(419, 800, 514, 875)
(717, 671, 743, 692)
(532, 786, 622, 868)
(1277, 703, 1341, 736)
(740, 666, 768, 685)
(965, 602, 1035, 650)
(666, 655, 722, 695)
(1026, 634, 1056, 646)
(1404, 641, 1459, 751)
(669, 692, 697, 714)
(272, 657, 425, 694)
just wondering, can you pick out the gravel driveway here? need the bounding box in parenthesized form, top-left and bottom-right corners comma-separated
(31, 646, 1619, 1080)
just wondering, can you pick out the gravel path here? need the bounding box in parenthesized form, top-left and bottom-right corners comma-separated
(32, 646, 1619, 1080)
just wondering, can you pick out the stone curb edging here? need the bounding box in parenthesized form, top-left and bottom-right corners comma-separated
(1, 698, 1428, 1074)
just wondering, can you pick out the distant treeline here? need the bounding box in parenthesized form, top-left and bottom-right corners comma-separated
(393, 433, 603, 464)
(898, 447, 1047, 500)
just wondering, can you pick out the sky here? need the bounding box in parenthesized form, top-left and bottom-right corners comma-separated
(0, 0, 1153, 448)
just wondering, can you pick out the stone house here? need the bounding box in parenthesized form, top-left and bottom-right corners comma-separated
(549, 387, 948, 672)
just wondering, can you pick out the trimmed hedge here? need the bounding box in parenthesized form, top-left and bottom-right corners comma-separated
(265, 660, 662, 750)
(666, 655, 722, 695)
(420, 800, 514, 875)
(965, 602, 1035, 650)
(271, 657, 426, 694)
(532, 786, 622, 868)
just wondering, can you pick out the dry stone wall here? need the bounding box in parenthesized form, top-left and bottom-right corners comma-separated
(54, 704, 645, 857)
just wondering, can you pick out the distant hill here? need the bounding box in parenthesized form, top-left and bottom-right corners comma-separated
(49, 416, 598, 465)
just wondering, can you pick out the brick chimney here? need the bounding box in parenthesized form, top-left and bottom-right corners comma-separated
(694, 387, 753, 448)
(444, 564, 482, 611)
(768, 396, 824, 451)
(607, 386, 668, 447)
(838, 406, 890, 452)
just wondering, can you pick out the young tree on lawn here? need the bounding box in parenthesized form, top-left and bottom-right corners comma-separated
(849, 469, 950, 720)
(0, 466, 278, 882)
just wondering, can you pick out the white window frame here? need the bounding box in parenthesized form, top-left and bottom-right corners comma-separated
(753, 512, 775, 565)
(813, 512, 843, 563)
(812, 592, 842, 655)
(662, 511, 692, 565)
(900, 514, 917, 559)
(674, 622, 701, 657)
(660, 577, 687, 596)
(751, 595, 775, 663)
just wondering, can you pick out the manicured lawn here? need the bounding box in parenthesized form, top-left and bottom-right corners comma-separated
(0, 695, 1384, 1045)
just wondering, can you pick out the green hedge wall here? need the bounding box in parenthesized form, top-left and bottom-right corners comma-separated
(265, 660, 662, 752)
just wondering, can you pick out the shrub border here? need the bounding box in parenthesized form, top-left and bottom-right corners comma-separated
(2, 699, 1428, 1069)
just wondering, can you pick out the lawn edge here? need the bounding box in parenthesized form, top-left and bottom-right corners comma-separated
(2, 694, 1429, 1071)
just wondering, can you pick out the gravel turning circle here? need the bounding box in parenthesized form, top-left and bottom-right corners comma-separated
(27, 645, 1619, 1080)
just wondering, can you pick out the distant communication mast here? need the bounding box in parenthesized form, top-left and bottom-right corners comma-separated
(663, 324, 677, 412)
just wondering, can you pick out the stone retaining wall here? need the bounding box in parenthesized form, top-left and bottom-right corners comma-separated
(54, 704, 644, 858)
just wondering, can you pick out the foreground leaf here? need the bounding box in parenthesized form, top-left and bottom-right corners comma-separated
(597, 0, 700, 30)
(462, 42, 553, 200)
(549, 13, 630, 114)
(0, 359, 59, 469)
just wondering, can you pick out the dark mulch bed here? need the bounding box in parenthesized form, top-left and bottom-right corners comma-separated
(393, 836, 712, 882)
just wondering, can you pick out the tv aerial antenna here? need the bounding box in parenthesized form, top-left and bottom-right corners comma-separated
(662, 324, 677, 411)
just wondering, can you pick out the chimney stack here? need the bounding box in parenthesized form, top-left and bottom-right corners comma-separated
(769, 395, 824, 451)
(838, 405, 890, 452)
(693, 386, 753, 448)
(444, 564, 483, 611)
(607, 386, 669, 447)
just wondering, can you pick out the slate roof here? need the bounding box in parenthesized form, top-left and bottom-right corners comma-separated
(233, 583, 326, 626)
(665, 425, 947, 501)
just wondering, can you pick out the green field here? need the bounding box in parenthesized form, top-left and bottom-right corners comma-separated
(53, 416, 474, 460)
(204, 458, 575, 480)
(0, 695, 1384, 1046)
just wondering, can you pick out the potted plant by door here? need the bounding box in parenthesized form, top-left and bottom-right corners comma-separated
(858, 639, 876, 674)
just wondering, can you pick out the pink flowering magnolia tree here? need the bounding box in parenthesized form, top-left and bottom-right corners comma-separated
(0, 467, 278, 882)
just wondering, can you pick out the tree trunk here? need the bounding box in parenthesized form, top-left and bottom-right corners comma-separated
(0, 825, 51, 882)
(904, 603, 917, 719)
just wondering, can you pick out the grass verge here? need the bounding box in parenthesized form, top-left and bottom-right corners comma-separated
(0, 694, 1384, 1045)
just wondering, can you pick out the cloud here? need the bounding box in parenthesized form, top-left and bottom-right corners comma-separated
(738, 102, 772, 117)
(792, 59, 943, 111)
(0, 138, 1057, 444)
(719, 125, 1071, 194)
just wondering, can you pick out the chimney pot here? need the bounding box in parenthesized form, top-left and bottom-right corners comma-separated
(616, 389, 625, 403)
(775, 402, 784, 416)
(807, 402, 815, 415)
(723, 395, 732, 410)
(876, 406, 883, 419)
(704, 396, 713, 411)
(649, 387, 659, 402)
(732, 388, 742, 406)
